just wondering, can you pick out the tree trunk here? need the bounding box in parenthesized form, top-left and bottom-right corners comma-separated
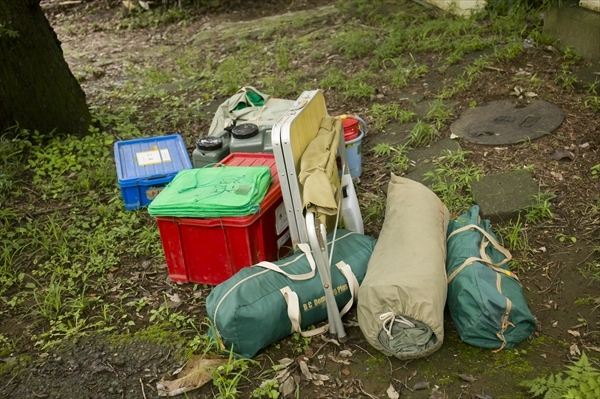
(0, 0, 91, 137)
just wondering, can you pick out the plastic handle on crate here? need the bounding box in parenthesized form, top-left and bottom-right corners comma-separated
(143, 174, 168, 181)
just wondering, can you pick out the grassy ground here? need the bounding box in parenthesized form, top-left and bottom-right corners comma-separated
(1, 0, 599, 398)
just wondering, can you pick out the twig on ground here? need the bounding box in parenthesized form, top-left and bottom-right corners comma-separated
(577, 248, 599, 265)
(394, 377, 414, 393)
(140, 378, 147, 399)
(538, 264, 568, 294)
(392, 359, 413, 373)
(310, 341, 329, 359)
(493, 360, 518, 369)
(484, 66, 505, 72)
(351, 343, 376, 359)
(355, 379, 379, 399)
(2, 373, 18, 391)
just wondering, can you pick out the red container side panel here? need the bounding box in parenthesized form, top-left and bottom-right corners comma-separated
(156, 218, 189, 283)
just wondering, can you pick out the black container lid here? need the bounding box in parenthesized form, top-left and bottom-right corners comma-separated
(231, 123, 259, 139)
(196, 136, 223, 151)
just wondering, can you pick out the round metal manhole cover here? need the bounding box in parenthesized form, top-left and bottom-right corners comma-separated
(450, 99, 564, 145)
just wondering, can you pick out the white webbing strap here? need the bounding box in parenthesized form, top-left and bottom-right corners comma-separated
(448, 224, 512, 265)
(447, 224, 520, 285)
(279, 260, 358, 338)
(255, 243, 316, 280)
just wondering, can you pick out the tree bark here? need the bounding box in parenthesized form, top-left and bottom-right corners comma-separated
(0, 0, 91, 137)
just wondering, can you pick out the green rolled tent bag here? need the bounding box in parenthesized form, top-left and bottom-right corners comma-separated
(446, 205, 536, 350)
(206, 230, 377, 359)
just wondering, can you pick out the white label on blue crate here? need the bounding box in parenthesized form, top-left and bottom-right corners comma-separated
(275, 202, 289, 235)
(136, 148, 172, 166)
(277, 230, 291, 249)
(136, 150, 162, 166)
(159, 148, 172, 162)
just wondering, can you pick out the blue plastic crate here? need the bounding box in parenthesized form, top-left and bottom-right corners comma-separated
(114, 134, 192, 210)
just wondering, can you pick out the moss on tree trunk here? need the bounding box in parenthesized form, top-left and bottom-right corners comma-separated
(0, 0, 91, 137)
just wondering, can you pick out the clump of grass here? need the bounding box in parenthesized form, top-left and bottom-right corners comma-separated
(424, 149, 482, 214)
(373, 143, 410, 174)
(334, 29, 378, 59)
(426, 99, 453, 129)
(407, 120, 439, 147)
(369, 103, 415, 131)
(524, 193, 555, 224)
(496, 215, 529, 251)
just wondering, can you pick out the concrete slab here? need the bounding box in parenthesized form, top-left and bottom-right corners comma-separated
(471, 169, 540, 223)
(367, 123, 414, 147)
(543, 0, 600, 62)
(573, 64, 600, 89)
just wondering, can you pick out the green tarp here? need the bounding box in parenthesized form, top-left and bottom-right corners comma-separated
(148, 165, 272, 218)
(446, 205, 536, 350)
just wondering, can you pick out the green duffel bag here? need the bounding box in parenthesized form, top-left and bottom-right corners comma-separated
(206, 230, 377, 358)
(446, 205, 536, 350)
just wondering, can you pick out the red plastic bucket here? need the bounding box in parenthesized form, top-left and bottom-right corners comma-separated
(342, 118, 360, 142)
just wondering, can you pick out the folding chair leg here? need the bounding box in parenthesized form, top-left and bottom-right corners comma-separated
(306, 212, 348, 343)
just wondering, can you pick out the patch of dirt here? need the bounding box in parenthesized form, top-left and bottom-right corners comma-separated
(1, 1, 600, 399)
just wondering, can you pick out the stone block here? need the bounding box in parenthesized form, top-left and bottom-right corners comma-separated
(471, 169, 540, 223)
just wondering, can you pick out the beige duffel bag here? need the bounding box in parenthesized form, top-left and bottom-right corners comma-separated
(357, 174, 449, 359)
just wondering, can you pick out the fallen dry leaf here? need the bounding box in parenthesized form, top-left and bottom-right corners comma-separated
(586, 346, 600, 353)
(299, 360, 313, 380)
(156, 355, 227, 397)
(278, 357, 294, 367)
(570, 343, 581, 357)
(328, 353, 351, 365)
(338, 349, 353, 358)
(280, 376, 295, 397)
(414, 381, 430, 390)
(568, 329, 581, 337)
(458, 373, 477, 382)
(386, 383, 400, 399)
(548, 148, 574, 161)
(341, 368, 351, 376)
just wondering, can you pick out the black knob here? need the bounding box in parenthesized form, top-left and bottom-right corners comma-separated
(231, 123, 259, 139)
(196, 136, 223, 151)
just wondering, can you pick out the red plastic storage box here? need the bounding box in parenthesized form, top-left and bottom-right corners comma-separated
(155, 153, 292, 285)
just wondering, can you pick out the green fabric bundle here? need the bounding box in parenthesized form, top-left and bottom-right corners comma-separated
(148, 165, 273, 218)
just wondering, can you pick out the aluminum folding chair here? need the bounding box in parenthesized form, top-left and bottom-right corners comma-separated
(271, 89, 363, 342)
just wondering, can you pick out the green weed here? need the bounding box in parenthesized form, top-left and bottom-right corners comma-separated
(334, 28, 378, 59)
(521, 352, 600, 399)
(524, 193, 555, 224)
(423, 150, 482, 214)
(212, 350, 255, 399)
(426, 99, 453, 129)
(407, 120, 439, 148)
(373, 142, 410, 174)
(496, 215, 529, 251)
(584, 96, 600, 112)
(361, 190, 386, 228)
(557, 68, 579, 90)
(369, 103, 415, 131)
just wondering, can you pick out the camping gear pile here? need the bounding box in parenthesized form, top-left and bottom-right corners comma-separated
(114, 87, 536, 367)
